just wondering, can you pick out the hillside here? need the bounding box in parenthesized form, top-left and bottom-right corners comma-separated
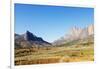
(15, 31, 51, 48)
(15, 24, 94, 65)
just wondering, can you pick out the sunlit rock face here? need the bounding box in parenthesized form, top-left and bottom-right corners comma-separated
(87, 24, 94, 35)
(53, 24, 94, 45)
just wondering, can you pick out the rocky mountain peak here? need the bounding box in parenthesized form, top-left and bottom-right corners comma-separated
(87, 24, 94, 35)
(15, 31, 51, 48)
(69, 26, 82, 38)
(53, 24, 94, 45)
(24, 30, 37, 41)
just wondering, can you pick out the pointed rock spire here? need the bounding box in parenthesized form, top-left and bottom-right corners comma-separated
(24, 30, 37, 41)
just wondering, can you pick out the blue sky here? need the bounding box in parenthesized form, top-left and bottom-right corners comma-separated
(15, 3, 94, 42)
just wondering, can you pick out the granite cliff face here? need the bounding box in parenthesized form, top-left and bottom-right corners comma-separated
(87, 24, 94, 35)
(15, 31, 51, 48)
(53, 24, 94, 45)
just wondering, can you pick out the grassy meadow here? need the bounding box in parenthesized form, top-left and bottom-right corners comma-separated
(15, 41, 94, 65)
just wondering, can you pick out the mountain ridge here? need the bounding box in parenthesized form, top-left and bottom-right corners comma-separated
(53, 24, 94, 45)
(15, 31, 51, 48)
(15, 24, 94, 48)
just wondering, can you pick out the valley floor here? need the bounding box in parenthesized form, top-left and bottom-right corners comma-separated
(15, 44, 94, 65)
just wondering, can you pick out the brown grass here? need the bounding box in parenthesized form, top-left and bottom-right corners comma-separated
(15, 44, 94, 65)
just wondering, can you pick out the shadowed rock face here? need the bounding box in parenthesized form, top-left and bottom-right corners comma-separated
(15, 31, 51, 48)
(23, 31, 43, 41)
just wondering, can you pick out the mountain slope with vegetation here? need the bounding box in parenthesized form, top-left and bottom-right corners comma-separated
(15, 24, 94, 65)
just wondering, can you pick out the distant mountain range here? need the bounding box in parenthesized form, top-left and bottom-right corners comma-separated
(15, 31, 51, 48)
(15, 24, 94, 48)
(53, 24, 94, 45)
